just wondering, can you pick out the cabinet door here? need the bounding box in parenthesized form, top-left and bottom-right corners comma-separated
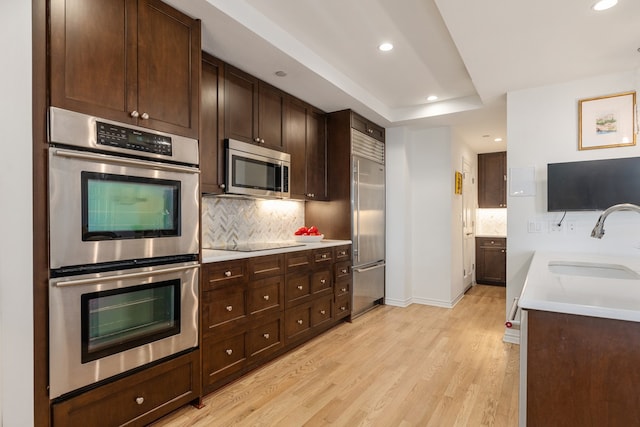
(306, 108, 328, 200)
(478, 152, 507, 208)
(351, 112, 385, 142)
(200, 53, 224, 194)
(224, 65, 258, 144)
(476, 239, 506, 285)
(137, 0, 200, 138)
(285, 97, 308, 199)
(258, 82, 285, 149)
(50, 0, 138, 124)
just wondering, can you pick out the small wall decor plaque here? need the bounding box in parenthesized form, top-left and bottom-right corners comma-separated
(578, 91, 636, 150)
(454, 171, 463, 195)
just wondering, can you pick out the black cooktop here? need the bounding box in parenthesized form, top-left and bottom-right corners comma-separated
(209, 241, 304, 252)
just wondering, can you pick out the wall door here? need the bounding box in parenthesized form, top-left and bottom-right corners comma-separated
(462, 157, 475, 289)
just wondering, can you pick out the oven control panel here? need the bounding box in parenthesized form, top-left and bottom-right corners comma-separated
(97, 121, 173, 156)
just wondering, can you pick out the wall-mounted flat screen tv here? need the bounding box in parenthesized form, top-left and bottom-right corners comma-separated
(547, 157, 640, 211)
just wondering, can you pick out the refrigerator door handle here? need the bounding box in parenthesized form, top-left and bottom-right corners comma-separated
(354, 158, 361, 264)
(353, 262, 385, 273)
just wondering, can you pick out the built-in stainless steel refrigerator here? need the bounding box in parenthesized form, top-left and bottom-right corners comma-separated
(351, 130, 385, 317)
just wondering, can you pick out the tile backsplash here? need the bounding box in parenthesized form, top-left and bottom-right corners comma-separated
(201, 196, 305, 247)
(476, 208, 507, 236)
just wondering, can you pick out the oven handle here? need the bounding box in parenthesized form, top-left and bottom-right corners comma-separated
(50, 147, 200, 174)
(53, 264, 200, 287)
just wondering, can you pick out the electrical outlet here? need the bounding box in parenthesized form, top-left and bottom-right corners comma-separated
(566, 222, 576, 233)
(528, 220, 543, 233)
(549, 221, 563, 232)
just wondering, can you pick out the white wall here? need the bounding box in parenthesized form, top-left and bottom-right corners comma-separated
(0, 1, 34, 426)
(386, 125, 474, 308)
(506, 69, 640, 341)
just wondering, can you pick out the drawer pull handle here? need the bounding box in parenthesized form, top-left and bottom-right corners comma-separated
(320, 279, 326, 284)
(339, 251, 346, 256)
(135, 397, 144, 405)
(263, 295, 270, 301)
(226, 305, 233, 312)
(490, 241, 494, 244)
(341, 287, 347, 292)
(297, 285, 303, 290)
(297, 319, 303, 325)
(321, 254, 327, 259)
(224, 270, 232, 277)
(226, 349, 233, 355)
(320, 310, 326, 315)
(340, 306, 346, 311)
(341, 269, 348, 274)
(263, 333, 270, 339)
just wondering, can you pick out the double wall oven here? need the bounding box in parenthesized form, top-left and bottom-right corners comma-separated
(47, 107, 200, 400)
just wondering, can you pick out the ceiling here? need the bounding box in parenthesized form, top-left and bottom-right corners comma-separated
(164, 0, 640, 153)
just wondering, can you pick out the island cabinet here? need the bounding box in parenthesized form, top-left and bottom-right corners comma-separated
(51, 350, 200, 427)
(200, 52, 225, 194)
(285, 97, 328, 201)
(200, 244, 352, 395)
(50, 0, 201, 138)
(475, 237, 506, 285)
(224, 64, 285, 150)
(478, 151, 507, 208)
(526, 310, 640, 426)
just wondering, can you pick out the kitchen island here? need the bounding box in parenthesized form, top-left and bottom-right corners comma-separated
(519, 251, 640, 426)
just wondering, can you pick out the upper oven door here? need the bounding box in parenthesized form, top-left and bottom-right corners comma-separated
(49, 147, 200, 271)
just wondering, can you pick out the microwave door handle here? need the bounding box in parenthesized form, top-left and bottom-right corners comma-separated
(50, 147, 200, 174)
(52, 264, 200, 287)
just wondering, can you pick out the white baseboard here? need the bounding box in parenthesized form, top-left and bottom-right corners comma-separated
(503, 327, 521, 344)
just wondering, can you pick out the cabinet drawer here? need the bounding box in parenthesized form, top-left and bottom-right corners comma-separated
(313, 248, 333, 267)
(285, 274, 311, 306)
(52, 351, 199, 427)
(285, 250, 312, 273)
(248, 275, 284, 316)
(247, 314, 283, 359)
(285, 305, 311, 340)
(335, 281, 351, 298)
(476, 237, 506, 248)
(203, 331, 246, 386)
(248, 254, 284, 281)
(335, 245, 351, 261)
(311, 269, 333, 295)
(202, 286, 247, 333)
(203, 260, 247, 290)
(334, 261, 351, 282)
(311, 297, 333, 327)
(335, 295, 351, 320)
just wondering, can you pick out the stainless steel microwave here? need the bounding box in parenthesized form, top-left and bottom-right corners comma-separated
(225, 138, 290, 199)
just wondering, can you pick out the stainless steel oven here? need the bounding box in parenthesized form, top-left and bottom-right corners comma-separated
(48, 107, 200, 274)
(47, 107, 201, 399)
(49, 261, 199, 399)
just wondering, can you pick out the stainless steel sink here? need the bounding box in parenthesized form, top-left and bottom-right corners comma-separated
(548, 261, 640, 280)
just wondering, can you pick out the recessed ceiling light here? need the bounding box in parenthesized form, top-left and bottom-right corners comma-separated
(378, 42, 393, 52)
(592, 0, 618, 11)
(494, 137, 503, 142)
(427, 95, 438, 102)
(275, 70, 287, 77)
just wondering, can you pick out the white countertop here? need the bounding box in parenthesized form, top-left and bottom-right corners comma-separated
(202, 239, 352, 263)
(519, 251, 640, 322)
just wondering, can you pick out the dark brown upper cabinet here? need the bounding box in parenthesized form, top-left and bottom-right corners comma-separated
(351, 112, 385, 143)
(200, 52, 225, 194)
(224, 64, 285, 150)
(285, 97, 327, 201)
(50, 0, 201, 139)
(478, 151, 507, 208)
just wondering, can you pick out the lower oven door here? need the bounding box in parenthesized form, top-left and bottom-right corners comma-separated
(49, 261, 199, 400)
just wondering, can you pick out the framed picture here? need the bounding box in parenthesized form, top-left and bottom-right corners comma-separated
(454, 171, 462, 195)
(579, 91, 636, 150)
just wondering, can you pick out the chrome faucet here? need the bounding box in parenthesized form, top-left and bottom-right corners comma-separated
(590, 203, 640, 239)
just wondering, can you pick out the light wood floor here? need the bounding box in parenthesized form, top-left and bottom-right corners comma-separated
(153, 285, 520, 426)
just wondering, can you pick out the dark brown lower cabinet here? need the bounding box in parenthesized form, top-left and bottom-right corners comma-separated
(475, 237, 506, 285)
(51, 350, 200, 427)
(201, 245, 351, 395)
(527, 310, 640, 426)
